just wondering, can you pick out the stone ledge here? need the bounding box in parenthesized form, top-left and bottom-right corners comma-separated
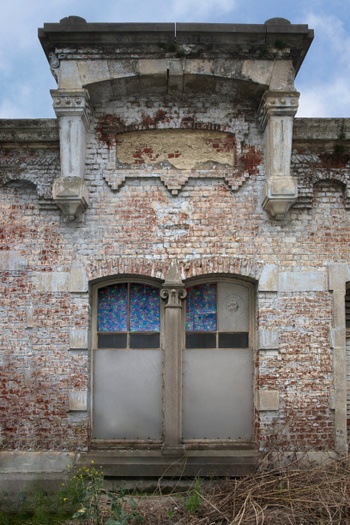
(0, 451, 75, 473)
(77, 449, 258, 477)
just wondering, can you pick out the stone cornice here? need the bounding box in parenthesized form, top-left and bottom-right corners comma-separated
(0, 120, 59, 145)
(39, 18, 313, 73)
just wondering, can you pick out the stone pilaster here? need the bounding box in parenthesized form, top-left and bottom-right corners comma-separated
(259, 90, 299, 220)
(160, 263, 186, 455)
(328, 263, 350, 455)
(51, 89, 91, 221)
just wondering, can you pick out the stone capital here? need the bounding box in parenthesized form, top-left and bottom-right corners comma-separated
(160, 287, 187, 308)
(51, 88, 92, 130)
(161, 263, 187, 307)
(258, 90, 299, 131)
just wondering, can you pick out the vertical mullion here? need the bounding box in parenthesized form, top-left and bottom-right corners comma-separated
(216, 283, 219, 349)
(127, 283, 130, 349)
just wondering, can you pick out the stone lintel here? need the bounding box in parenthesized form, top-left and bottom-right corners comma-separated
(278, 270, 327, 292)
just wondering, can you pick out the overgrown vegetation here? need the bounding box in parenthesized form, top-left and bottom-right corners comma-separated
(2, 456, 350, 524)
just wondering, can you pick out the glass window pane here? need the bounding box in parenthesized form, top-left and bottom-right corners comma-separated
(186, 333, 216, 349)
(130, 284, 160, 332)
(98, 284, 128, 332)
(130, 333, 160, 348)
(218, 332, 249, 348)
(186, 283, 217, 332)
(98, 333, 127, 348)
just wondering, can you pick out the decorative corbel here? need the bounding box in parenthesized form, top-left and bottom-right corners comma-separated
(160, 263, 187, 455)
(259, 90, 299, 220)
(51, 89, 91, 221)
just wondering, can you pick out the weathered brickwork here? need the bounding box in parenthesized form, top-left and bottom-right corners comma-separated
(1, 123, 349, 453)
(1, 20, 350, 481)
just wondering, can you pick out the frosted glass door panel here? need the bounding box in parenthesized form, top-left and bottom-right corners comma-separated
(183, 349, 253, 440)
(93, 349, 162, 439)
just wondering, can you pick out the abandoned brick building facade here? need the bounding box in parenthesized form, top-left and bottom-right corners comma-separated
(1, 17, 350, 483)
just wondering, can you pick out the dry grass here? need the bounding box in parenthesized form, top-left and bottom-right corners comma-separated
(127, 456, 350, 525)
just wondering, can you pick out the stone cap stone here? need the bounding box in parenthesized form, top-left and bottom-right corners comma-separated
(38, 18, 313, 74)
(0, 119, 59, 145)
(294, 118, 350, 141)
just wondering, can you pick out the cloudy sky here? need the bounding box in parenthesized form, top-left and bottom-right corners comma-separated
(1, 0, 349, 119)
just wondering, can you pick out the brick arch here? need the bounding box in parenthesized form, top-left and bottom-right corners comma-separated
(312, 171, 348, 188)
(87, 256, 263, 284)
(295, 169, 350, 210)
(312, 172, 350, 209)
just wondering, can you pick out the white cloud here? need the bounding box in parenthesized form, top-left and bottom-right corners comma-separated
(1, 0, 350, 118)
(298, 77, 350, 117)
(305, 12, 350, 67)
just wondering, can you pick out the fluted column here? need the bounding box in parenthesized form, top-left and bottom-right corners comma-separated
(160, 263, 186, 455)
(51, 89, 91, 221)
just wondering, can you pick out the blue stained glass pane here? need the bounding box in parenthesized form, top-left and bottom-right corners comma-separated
(98, 284, 128, 332)
(130, 284, 160, 332)
(186, 283, 217, 331)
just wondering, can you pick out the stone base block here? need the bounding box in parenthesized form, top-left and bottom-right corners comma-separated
(53, 176, 89, 221)
(262, 176, 297, 220)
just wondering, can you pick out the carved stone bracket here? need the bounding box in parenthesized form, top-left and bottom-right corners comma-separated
(259, 90, 299, 220)
(52, 176, 89, 222)
(51, 89, 92, 221)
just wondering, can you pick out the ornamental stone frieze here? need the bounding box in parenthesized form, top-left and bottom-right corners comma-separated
(51, 88, 92, 221)
(0, 120, 60, 204)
